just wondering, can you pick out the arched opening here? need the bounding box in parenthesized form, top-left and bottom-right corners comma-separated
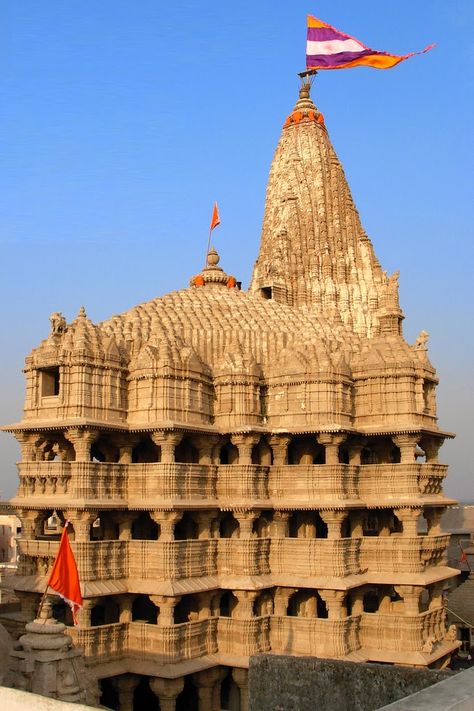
(131, 512, 159, 540)
(219, 513, 239, 539)
(175, 512, 198, 541)
(251, 437, 273, 465)
(219, 591, 238, 618)
(361, 438, 400, 465)
(99, 677, 119, 711)
(91, 438, 120, 463)
(253, 590, 274, 617)
(42, 510, 61, 539)
(220, 670, 240, 711)
(133, 677, 157, 711)
(176, 677, 199, 711)
(132, 438, 160, 463)
(288, 511, 328, 539)
(91, 598, 119, 626)
(132, 595, 158, 624)
(175, 438, 199, 464)
(287, 590, 328, 618)
(288, 436, 325, 465)
(220, 441, 239, 464)
(174, 595, 200, 624)
(363, 590, 380, 613)
(253, 512, 273, 537)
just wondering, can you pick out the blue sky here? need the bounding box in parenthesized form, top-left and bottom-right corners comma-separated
(0, 1, 473, 499)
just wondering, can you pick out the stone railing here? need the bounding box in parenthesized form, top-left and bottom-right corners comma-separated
(270, 615, 360, 658)
(217, 617, 271, 656)
(218, 539, 271, 576)
(127, 619, 218, 662)
(270, 538, 361, 578)
(15, 461, 448, 505)
(128, 539, 218, 580)
(359, 607, 446, 652)
(70, 622, 128, 660)
(360, 535, 449, 574)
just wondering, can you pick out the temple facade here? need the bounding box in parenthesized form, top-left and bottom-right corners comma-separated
(3, 83, 459, 711)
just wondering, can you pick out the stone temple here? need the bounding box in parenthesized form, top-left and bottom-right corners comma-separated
(3, 83, 460, 710)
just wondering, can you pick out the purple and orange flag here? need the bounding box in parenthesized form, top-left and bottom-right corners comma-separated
(306, 15, 434, 71)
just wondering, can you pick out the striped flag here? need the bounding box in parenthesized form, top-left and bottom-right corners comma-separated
(306, 15, 434, 70)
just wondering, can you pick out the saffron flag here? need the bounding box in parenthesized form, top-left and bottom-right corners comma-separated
(210, 202, 221, 232)
(306, 15, 434, 70)
(47, 522, 82, 625)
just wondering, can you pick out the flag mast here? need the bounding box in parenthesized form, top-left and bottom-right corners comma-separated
(206, 202, 221, 266)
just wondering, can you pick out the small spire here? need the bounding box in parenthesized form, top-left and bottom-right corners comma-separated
(206, 247, 220, 267)
(78, 306, 87, 319)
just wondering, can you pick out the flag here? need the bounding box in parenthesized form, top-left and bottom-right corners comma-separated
(210, 202, 221, 232)
(306, 15, 434, 70)
(460, 550, 467, 564)
(47, 522, 82, 625)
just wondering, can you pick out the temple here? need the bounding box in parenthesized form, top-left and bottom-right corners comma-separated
(3, 82, 459, 711)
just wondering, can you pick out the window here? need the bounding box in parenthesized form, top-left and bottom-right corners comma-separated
(260, 286, 272, 299)
(40, 367, 60, 397)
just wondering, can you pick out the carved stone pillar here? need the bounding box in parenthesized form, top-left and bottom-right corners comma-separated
(114, 436, 139, 464)
(350, 511, 364, 538)
(392, 434, 419, 463)
(14, 432, 42, 461)
(394, 507, 423, 537)
(421, 436, 444, 464)
(424, 507, 443, 536)
(350, 588, 364, 616)
(64, 510, 97, 542)
(429, 582, 445, 610)
(196, 591, 212, 620)
(274, 587, 294, 616)
(119, 594, 135, 623)
(114, 512, 135, 541)
(267, 434, 291, 465)
(194, 511, 216, 540)
(18, 509, 43, 539)
(149, 677, 184, 711)
(115, 674, 140, 711)
(230, 434, 261, 465)
(232, 668, 249, 711)
(150, 595, 181, 626)
(234, 510, 259, 539)
(193, 667, 226, 711)
(151, 431, 183, 463)
(319, 590, 346, 620)
(233, 590, 258, 619)
(318, 433, 347, 465)
(65, 428, 99, 462)
(150, 510, 182, 541)
(346, 438, 366, 465)
(272, 511, 290, 537)
(320, 510, 348, 540)
(192, 435, 220, 465)
(75, 598, 96, 627)
(395, 585, 423, 615)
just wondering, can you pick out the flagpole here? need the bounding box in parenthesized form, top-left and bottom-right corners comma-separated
(36, 584, 51, 622)
(205, 228, 212, 267)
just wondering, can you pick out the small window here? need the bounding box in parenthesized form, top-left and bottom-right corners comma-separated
(260, 286, 272, 300)
(40, 367, 60, 397)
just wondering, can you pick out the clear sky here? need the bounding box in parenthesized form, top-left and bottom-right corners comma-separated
(0, 1, 472, 500)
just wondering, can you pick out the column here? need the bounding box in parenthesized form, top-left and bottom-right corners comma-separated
(115, 436, 139, 464)
(395, 585, 423, 615)
(151, 431, 182, 463)
(424, 507, 443, 536)
(150, 510, 182, 541)
(429, 582, 445, 610)
(18, 509, 42, 539)
(196, 591, 212, 620)
(149, 677, 184, 711)
(192, 435, 220, 465)
(115, 674, 140, 711)
(114, 512, 136, 540)
(350, 588, 364, 616)
(119, 594, 135, 623)
(394, 507, 423, 537)
(14, 432, 42, 461)
(76, 598, 96, 627)
(64, 509, 97, 541)
(346, 438, 366, 465)
(272, 511, 290, 537)
(194, 511, 216, 539)
(230, 434, 260, 465)
(233, 590, 258, 619)
(273, 587, 294, 616)
(349, 511, 364, 538)
(234, 510, 259, 538)
(318, 433, 347, 465)
(267, 434, 291, 465)
(150, 595, 181, 626)
(421, 436, 444, 464)
(232, 668, 249, 711)
(319, 590, 346, 619)
(392, 434, 419, 463)
(320, 510, 348, 540)
(65, 428, 99, 461)
(193, 668, 226, 711)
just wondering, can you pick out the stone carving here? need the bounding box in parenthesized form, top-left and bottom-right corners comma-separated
(414, 330, 429, 350)
(49, 312, 67, 335)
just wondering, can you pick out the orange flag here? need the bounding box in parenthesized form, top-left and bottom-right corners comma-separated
(210, 202, 221, 232)
(47, 522, 82, 625)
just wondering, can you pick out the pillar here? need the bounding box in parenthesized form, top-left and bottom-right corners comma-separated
(319, 590, 347, 620)
(395, 585, 423, 615)
(350, 588, 364, 616)
(232, 667, 249, 711)
(14, 432, 42, 461)
(149, 677, 184, 711)
(114, 512, 135, 541)
(115, 674, 140, 711)
(18, 509, 43, 539)
(320, 510, 348, 540)
(151, 431, 183, 463)
(65, 428, 99, 462)
(346, 438, 366, 465)
(274, 587, 294, 616)
(267, 434, 291, 465)
(233, 590, 258, 619)
(150, 510, 182, 541)
(194, 511, 216, 539)
(119, 594, 135, 623)
(392, 434, 419, 463)
(75, 598, 96, 627)
(150, 595, 181, 626)
(421, 436, 444, 464)
(230, 434, 261, 465)
(64, 509, 97, 541)
(234, 510, 259, 538)
(394, 507, 423, 537)
(196, 591, 212, 620)
(318, 433, 347, 465)
(350, 511, 364, 538)
(193, 667, 226, 711)
(424, 507, 443, 536)
(115, 436, 139, 464)
(192, 435, 220, 465)
(272, 511, 290, 537)
(429, 582, 445, 610)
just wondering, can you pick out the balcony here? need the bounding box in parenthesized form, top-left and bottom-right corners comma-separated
(128, 463, 215, 502)
(358, 464, 448, 500)
(127, 619, 217, 663)
(270, 615, 360, 658)
(218, 539, 271, 576)
(217, 617, 271, 656)
(359, 607, 446, 652)
(270, 538, 361, 578)
(70, 622, 128, 661)
(128, 539, 218, 580)
(269, 464, 359, 502)
(16, 461, 127, 502)
(360, 535, 449, 574)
